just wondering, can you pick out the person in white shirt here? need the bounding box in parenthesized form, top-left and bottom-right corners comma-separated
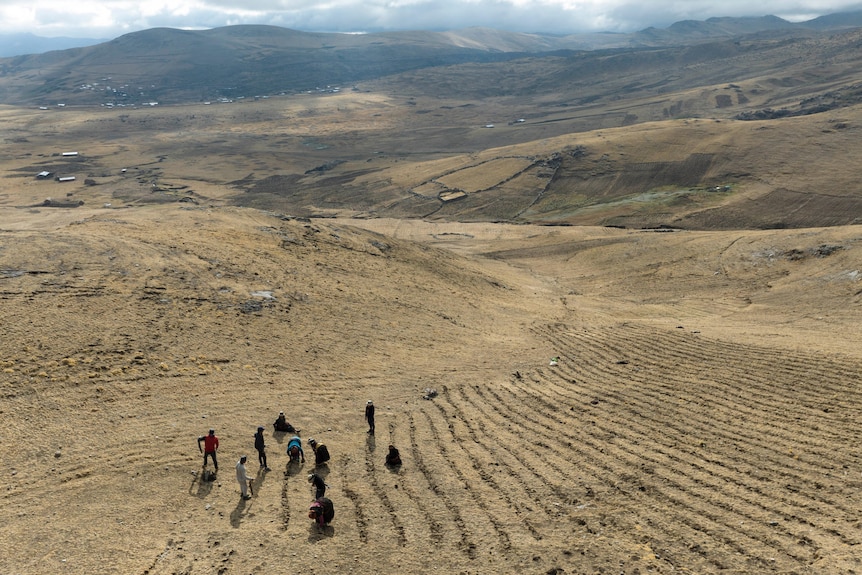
(236, 456, 251, 500)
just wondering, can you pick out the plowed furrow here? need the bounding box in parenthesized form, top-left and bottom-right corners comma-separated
(339, 455, 369, 543)
(385, 422, 444, 547)
(539, 327, 861, 482)
(408, 412, 475, 557)
(450, 382, 607, 542)
(544, 344, 861, 520)
(538, 356, 858, 543)
(544, 322, 862, 420)
(514, 370, 859, 548)
(465, 381, 663, 507)
(470, 380, 781, 569)
(450, 382, 599, 508)
(418, 407, 512, 552)
(365, 439, 408, 547)
(531, 322, 862, 557)
(280, 469, 291, 530)
(490, 377, 822, 563)
(429, 392, 544, 541)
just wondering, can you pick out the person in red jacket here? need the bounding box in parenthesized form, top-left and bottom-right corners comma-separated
(197, 429, 219, 471)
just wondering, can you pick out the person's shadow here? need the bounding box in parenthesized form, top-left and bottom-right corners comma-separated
(366, 433, 376, 452)
(285, 458, 304, 477)
(314, 463, 330, 479)
(189, 469, 215, 497)
(308, 524, 335, 541)
(230, 497, 249, 528)
(253, 467, 268, 493)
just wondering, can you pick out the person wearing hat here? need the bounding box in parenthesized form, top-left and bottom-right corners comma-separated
(308, 438, 331, 466)
(308, 472, 326, 499)
(236, 455, 251, 500)
(365, 400, 375, 435)
(197, 429, 219, 472)
(273, 411, 297, 433)
(254, 425, 270, 471)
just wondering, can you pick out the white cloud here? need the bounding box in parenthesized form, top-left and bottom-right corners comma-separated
(0, 0, 861, 38)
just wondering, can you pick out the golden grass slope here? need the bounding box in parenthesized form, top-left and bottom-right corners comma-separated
(2, 200, 862, 574)
(4, 90, 862, 229)
(291, 110, 862, 227)
(2, 81, 862, 574)
(0, 205, 551, 574)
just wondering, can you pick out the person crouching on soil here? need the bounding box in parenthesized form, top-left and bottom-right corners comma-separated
(308, 438, 330, 466)
(287, 435, 305, 463)
(308, 472, 326, 499)
(273, 411, 297, 433)
(385, 444, 402, 467)
(309, 497, 334, 528)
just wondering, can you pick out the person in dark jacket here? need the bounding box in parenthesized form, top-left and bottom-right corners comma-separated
(365, 400, 375, 435)
(254, 426, 270, 471)
(308, 473, 326, 499)
(308, 438, 331, 466)
(385, 444, 402, 467)
(309, 497, 334, 527)
(273, 411, 297, 433)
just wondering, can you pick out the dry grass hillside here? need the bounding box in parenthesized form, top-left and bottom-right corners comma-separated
(3, 197, 862, 575)
(4, 89, 862, 229)
(2, 41, 862, 574)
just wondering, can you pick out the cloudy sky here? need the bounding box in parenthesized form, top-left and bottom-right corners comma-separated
(3, 0, 862, 39)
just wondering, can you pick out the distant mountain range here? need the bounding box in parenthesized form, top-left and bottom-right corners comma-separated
(2, 11, 862, 106)
(3, 10, 862, 58)
(0, 32, 107, 57)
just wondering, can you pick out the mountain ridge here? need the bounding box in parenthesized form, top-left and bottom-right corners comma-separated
(5, 10, 862, 59)
(3, 13, 862, 106)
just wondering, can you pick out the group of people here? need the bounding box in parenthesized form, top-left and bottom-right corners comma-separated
(197, 400, 401, 527)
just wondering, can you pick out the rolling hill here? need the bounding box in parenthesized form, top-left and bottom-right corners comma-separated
(4, 15, 862, 232)
(2, 12, 862, 106)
